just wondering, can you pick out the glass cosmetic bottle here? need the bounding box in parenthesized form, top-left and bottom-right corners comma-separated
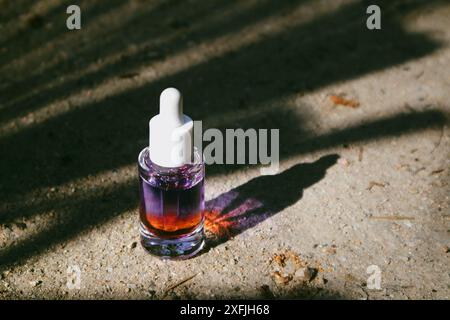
(138, 88, 205, 259)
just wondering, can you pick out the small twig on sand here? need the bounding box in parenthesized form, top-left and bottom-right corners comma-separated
(162, 273, 198, 298)
(430, 169, 445, 175)
(330, 95, 360, 108)
(415, 70, 424, 79)
(369, 216, 415, 221)
(358, 146, 364, 162)
(431, 125, 444, 153)
(119, 72, 139, 79)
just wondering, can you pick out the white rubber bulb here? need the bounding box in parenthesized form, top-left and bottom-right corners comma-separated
(159, 88, 183, 126)
(149, 88, 194, 167)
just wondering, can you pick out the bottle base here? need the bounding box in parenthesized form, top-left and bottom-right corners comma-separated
(139, 223, 205, 260)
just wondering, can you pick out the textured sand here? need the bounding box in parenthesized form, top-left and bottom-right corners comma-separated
(0, 0, 449, 299)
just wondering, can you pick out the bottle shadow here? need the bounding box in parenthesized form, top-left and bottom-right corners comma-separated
(203, 154, 339, 249)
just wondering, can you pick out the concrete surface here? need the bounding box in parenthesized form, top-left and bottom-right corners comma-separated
(0, 0, 449, 299)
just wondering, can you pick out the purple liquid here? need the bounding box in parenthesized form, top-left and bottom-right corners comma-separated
(138, 147, 205, 239)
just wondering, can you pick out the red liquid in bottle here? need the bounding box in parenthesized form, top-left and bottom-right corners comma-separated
(139, 178, 204, 238)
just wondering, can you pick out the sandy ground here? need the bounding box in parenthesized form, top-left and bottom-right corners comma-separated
(0, 0, 449, 299)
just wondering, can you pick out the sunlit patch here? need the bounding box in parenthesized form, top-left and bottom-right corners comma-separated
(204, 210, 235, 239)
(204, 195, 264, 240)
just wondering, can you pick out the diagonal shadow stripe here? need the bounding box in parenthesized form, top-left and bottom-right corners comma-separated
(0, 0, 447, 271)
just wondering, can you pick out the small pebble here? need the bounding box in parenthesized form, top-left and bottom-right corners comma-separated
(148, 289, 156, 298)
(303, 267, 318, 282)
(129, 242, 137, 250)
(16, 222, 27, 230)
(338, 158, 350, 166)
(29, 280, 42, 287)
(272, 271, 292, 285)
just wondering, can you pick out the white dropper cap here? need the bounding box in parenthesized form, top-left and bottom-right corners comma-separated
(149, 88, 194, 168)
